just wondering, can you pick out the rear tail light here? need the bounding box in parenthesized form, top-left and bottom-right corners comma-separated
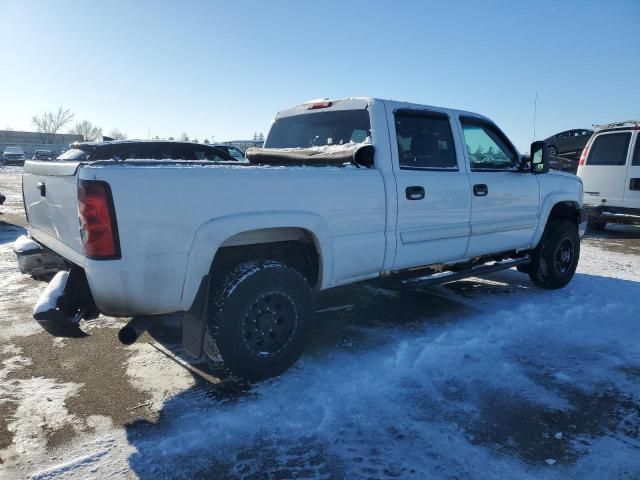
(579, 146, 589, 166)
(78, 180, 120, 259)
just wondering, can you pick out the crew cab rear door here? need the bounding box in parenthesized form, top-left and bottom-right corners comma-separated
(22, 151, 86, 265)
(390, 108, 472, 269)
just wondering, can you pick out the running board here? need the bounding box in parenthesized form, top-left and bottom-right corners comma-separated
(402, 256, 531, 288)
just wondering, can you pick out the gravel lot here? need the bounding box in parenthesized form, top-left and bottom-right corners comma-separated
(1, 166, 640, 479)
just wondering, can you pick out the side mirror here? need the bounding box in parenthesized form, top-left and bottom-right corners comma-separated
(530, 140, 549, 174)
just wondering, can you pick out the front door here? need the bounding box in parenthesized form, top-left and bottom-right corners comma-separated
(391, 110, 472, 270)
(459, 117, 540, 257)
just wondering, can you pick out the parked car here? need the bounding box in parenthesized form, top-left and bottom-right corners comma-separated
(2, 146, 26, 165)
(15, 98, 585, 380)
(577, 120, 640, 230)
(545, 129, 593, 157)
(32, 150, 53, 161)
(56, 140, 236, 162)
(213, 144, 247, 161)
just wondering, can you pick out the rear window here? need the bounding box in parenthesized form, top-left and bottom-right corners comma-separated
(57, 149, 89, 161)
(265, 109, 371, 148)
(587, 132, 631, 166)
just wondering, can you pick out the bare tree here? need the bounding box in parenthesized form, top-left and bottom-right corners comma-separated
(109, 129, 127, 140)
(203, 138, 210, 144)
(180, 132, 189, 142)
(32, 107, 74, 143)
(71, 120, 103, 142)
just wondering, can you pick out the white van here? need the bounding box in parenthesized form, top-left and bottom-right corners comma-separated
(577, 120, 640, 230)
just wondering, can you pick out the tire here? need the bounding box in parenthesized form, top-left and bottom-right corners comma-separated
(587, 218, 606, 231)
(206, 260, 314, 381)
(528, 220, 580, 289)
(548, 145, 558, 157)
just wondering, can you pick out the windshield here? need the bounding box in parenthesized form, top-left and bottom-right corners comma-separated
(265, 109, 371, 149)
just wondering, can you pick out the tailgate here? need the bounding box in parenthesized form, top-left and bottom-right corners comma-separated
(22, 161, 85, 264)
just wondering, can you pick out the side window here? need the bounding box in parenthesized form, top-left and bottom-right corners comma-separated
(460, 120, 516, 170)
(633, 136, 640, 166)
(587, 133, 631, 166)
(395, 112, 457, 169)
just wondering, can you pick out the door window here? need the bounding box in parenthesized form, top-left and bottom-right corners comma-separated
(395, 112, 457, 170)
(587, 133, 631, 166)
(460, 120, 516, 170)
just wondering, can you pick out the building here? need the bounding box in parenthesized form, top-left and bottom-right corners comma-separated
(0, 130, 83, 157)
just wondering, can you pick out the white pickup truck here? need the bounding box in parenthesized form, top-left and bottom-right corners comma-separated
(16, 98, 586, 380)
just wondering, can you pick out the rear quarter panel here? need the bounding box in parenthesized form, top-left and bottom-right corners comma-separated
(80, 163, 387, 315)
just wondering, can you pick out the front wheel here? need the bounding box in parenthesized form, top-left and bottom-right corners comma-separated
(528, 220, 580, 289)
(206, 260, 314, 381)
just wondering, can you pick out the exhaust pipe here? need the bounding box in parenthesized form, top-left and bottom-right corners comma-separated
(118, 316, 154, 345)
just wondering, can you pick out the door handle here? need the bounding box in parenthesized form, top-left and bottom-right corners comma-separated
(36, 181, 46, 197)
(406, 186, 425, 200)
(630, 178, 640, 191)
(473, 184, 488, 197)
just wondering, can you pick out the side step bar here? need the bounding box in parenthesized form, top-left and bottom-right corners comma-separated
(402, 256, 531, 288)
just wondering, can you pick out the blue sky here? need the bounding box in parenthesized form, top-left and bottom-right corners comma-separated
(1, 0, 638, 150)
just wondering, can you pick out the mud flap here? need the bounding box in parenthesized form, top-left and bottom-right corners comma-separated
(182, 274, 210, 358)
(33, 268, 97, 338)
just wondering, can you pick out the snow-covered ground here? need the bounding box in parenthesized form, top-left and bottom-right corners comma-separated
(1, 166, 639, 479)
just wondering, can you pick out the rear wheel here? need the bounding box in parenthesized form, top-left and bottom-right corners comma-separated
(548, 145, 558, 156)
(206, 260, 314, 381)
(529, 220, 580, 289)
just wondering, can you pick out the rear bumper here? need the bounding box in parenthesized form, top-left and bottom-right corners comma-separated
(13, 234, 68, 277)
(32, 267, 99, 337)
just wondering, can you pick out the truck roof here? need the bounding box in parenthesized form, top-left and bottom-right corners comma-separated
(276, 97, 492, 123)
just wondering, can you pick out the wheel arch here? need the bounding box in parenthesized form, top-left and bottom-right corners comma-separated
(532, 196, 582, 247)
(180, 211, 332, 312)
